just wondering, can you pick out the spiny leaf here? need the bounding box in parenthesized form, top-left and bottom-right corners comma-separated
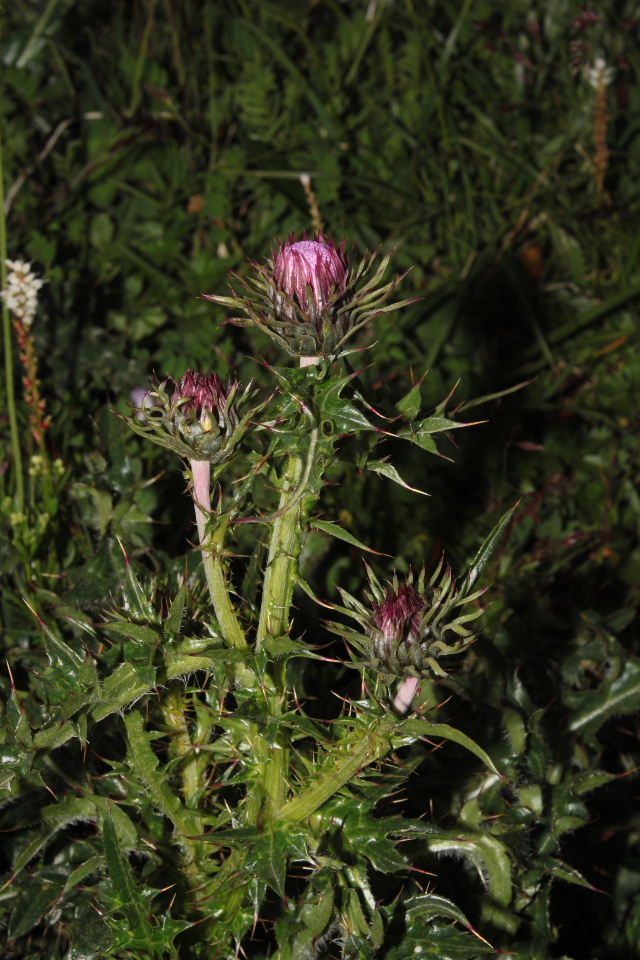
(101, 809, 150, 934)
(43, 795, 138, 847)
(310, 518, 389, 555)
(406, 893, 476, 927)
(455, 377, 534, 413)
(117, 538, 157, 621)
(548, 858, 598, 891)
(7, 683, 32, 750)
(366, 458, 429, 495)
(568, 657, 640, 735)
(342, 817, 408, 873)
(101, 620, 160, 644)
(385, 919, 490, 959)
(164, 583, 187, 640)
(427, 832, 512, 907)
(124, 712, 181, 821)
(124, 712, 200, 844)
(23, 598, 85, 687)
(396, 719, 502, 778)
(164, 646, 248, 679)
(92, 663, 157, 721)
(461, 502, 519, 592)
(8, 881, 62, 939)
(289, 878, 335, 959)
(395, 377, 425, 422)
(316, 373, 376, 434)
(406, 893, 495, 949)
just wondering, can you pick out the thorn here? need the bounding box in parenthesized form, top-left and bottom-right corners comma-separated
(43, 781, 59, 801)
(443, 378, 461, 407)
(0, 871, 18, 892)
(116, 536, 131, 567)
(466, 922, 494, 950)
(21, 596, 44, 627)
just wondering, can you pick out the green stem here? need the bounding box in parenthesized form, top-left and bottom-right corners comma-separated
(202, 550, 246, 649)
(203, 719, 373, 953)
(256, 454, 305, 649)
(125, 712, 202, 868)
(0, 134, 24, 510)
(162, 685, 200, 809)
(279, 721, 391, 823)
(202, 392, 324, 950)
(256, 453, 304, 816)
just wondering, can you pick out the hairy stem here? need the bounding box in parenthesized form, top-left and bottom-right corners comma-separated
(199, 451, 316, 951)
(257, 454, 304, 649)
(125, 712, 202, 868)
(256, 453, 304, 816)
(162, 685, 200, 810)
(279, 721, 391, 823)
(190, 458, 246, 650)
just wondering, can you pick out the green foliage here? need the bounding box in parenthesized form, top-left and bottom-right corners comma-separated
(2, 1, 640, 959)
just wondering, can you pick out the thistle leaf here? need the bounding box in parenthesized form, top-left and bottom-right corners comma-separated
(461, 502, 519, 592)
(367, 458, 429, 495)
(310, 518, 388, 555)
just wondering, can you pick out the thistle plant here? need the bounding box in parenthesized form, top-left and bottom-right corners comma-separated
(3, 235, 519, 960)
(5, 7, 640, 958)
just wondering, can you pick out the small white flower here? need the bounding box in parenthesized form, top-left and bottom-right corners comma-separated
(586, 57, 614, 90)
(1, 258, 45, 326)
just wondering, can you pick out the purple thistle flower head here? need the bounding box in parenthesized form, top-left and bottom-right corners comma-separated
(332, 558, 487, 685)
(173, 370, 229, 428)
(202, 231, 412, 360)
(273, 234, 348, 321)
(124, 368, 257, 463)
(373, 583, 424, 645)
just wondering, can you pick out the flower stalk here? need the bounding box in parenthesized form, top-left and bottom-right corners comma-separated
(189, 457, 246, 651)
(0, 137, 24, 508)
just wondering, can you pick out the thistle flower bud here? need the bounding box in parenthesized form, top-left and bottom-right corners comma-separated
(173, 370, 230, 433)
(123, 369, 254, 464)
(201, 233, 414, 362)
(333, 562, 485, 682)
(273, 236, 347, 321)
(372, 583, 424, 664)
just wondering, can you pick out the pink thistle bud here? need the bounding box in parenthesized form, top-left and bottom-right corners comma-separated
(273, 235, 347, 320)
(373, 584, 424, 654)
(173, 370, 229, 430)
(124, 368, 257, 464)
(202, 232, 413, 360)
